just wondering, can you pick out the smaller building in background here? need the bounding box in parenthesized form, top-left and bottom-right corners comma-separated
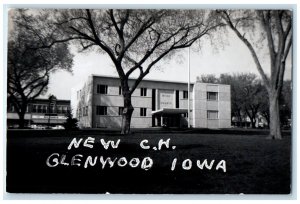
(7, 97, 70, 129)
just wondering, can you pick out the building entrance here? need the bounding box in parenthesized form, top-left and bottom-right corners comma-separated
(152, 108, 188, 128)
(162, 116, 180, 127)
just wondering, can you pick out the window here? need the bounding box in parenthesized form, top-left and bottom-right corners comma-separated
(96, 106, 107, 115)
(57, 106, 62, 114)
(32, 105, 37, 113)
(207, 92, 218, 101)
(119, 86, 122, 95)
(37, 105, 42, 113)
(50, 106, 55, 114)
(140, 88, 147, 96)
(183, 91, 188, 99)
(45, 106, 48, 113)
(140, 108, 147, 117)
(183, 113, 188, 118)
(97, 84, 108, 94)
(119, 107, 124, 115)
(62, 106, 68, 114)
(207, 110, 218, 119)
(42, 105, 47, 113)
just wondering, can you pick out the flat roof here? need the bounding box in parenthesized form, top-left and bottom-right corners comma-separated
(8, 98, 70, 103)
(91, 74, 230, 87)
(91, 74, 195, 85)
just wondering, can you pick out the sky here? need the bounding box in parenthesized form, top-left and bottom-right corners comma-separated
(46, 27, 292, 100)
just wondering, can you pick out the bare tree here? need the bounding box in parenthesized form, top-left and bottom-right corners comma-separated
(196, 74, 218, 83)
(219, 73, 266, 128)
(21, 9, 224, 134)
(243, 80, 266, 128)
(218, 10, 292, 139)
(8, 10, 73, 128)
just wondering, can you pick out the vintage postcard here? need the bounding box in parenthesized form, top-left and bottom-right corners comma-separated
(6, 7, 293, 195)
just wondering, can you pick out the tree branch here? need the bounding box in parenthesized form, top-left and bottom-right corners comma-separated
(258, 11, 276, 65)
(26, 75, 49, 99)
(221, 10, 270, 90)
(85, 9, 124, 78)
(283, 35, 292, 61)
(125, 32, 161, 78)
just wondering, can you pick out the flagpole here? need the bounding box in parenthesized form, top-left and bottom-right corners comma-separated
(187, 46, 190, 128)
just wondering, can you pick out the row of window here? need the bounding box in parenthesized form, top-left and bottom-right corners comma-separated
(183, 91, 219, 100)
(7, 105, 29, 113)
(8, 104, 69, 114)
(180, 111, 218, 120)
(182, 91, 218, 100)
(96, 84, 218, 101)
(95, 106, 148, 117)
(31, 105, 69, 114)
(94, 106, 218, 119)
(183, 91, 218, 100)
(96, 85, 149, 97)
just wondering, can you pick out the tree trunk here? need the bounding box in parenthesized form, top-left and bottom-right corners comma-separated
(121, 93, 134, 135)
(268, 93, 282, 139)
(18, 111, 25, 129)
(251, 119, 256, 129)
(245, 109, 256, 129)
(265, 115, 270, 128)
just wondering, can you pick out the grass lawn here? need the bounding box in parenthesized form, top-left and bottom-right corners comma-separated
(6, 129, 291, 194)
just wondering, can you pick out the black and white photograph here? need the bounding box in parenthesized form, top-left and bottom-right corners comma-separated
(4, 2, 295, 197)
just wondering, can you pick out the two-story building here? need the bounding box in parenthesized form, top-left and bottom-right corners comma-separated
(71, 75, 231, 129)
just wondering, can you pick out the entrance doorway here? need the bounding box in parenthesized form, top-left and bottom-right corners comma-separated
(162, 115, 180, 127)
(151, 108, 188, 128)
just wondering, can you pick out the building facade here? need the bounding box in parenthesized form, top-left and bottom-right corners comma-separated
(71, 75, 231, 129)
(7, 97, 70, 128)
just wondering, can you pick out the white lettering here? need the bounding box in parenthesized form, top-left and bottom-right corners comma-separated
(99, 156, 118, 169)
(71, 154, 83, 166)
(100, 139, 121, 150)
(83, 137, 95, 148)
(171, 158, 177, 171)
(158, 138, 170, 150)
(182, 159, 192, 170)
(197, 159, 215, 170)
(129, 158, 140, 168)
(60, 154, 69, 166)
(216, 160, 226, 172)
(46, 153, 59, 167)
(140, 139, 150, 149)
(141, 157, 153, 171)
(84, 156, 98, 168)
(67, 138, 83, 150)
(117, 157, 127, 167)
